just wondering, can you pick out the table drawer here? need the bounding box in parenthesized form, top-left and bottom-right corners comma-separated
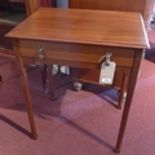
(18, 40, 135, 69)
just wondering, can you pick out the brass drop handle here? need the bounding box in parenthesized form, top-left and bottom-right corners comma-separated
(105, 52, 112, 66)
(98, 52, 112, 66)
(36, 46, 45, 59)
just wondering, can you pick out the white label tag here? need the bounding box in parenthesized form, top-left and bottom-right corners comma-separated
(60, 66, 70, 75)
(99, 61, 116, 85)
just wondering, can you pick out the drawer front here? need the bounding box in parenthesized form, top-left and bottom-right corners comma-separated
(18, 40, 135, 69)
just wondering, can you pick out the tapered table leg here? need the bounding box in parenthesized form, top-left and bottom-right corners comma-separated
(114, 51, 143, 153)
(17, 55, 37, 139)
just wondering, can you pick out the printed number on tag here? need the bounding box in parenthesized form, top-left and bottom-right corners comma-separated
(99, 61, 116, 85)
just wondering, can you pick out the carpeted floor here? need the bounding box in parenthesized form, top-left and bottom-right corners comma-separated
(0, 56, 155, 155)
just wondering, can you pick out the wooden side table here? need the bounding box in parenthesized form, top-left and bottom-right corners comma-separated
(6, 8, 149, 152)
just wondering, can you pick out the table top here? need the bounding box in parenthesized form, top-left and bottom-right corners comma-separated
(6, 7, 149, 49)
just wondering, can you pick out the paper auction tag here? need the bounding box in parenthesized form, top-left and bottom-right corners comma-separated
(99, 61, 116, 85)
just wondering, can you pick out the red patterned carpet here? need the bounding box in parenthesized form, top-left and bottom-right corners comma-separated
(0, 56, 155, 155)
